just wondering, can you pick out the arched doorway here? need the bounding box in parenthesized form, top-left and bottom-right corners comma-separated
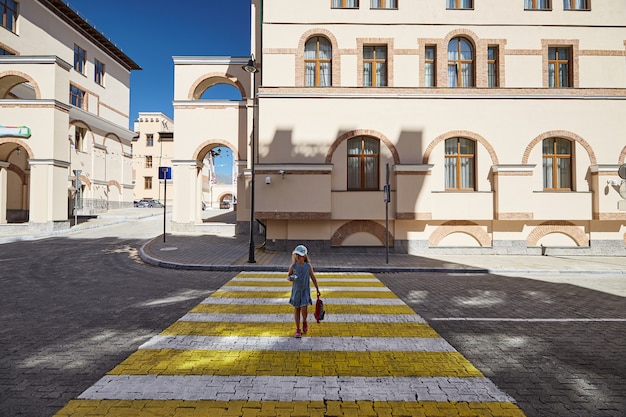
(0, 140, 31, 223)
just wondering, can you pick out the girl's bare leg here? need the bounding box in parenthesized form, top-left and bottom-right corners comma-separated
(301, 305, 308, 332)
(294, 307, 301, 329)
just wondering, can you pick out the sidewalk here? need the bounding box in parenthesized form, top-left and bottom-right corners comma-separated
(2, 207, 626, 274)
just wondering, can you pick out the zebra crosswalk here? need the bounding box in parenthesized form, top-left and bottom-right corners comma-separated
(54, 271, 527, 416)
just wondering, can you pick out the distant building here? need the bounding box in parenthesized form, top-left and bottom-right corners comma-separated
(0, 0, 140, 233)
(132, 113, 174, 205)
(176, 1, 626, 254)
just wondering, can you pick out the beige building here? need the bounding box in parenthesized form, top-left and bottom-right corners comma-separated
(172, 0, 626, 255)
(0, 0, 140, 234)
(132, 113, 174, 205)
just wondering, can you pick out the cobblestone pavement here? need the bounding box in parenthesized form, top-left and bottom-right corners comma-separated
(53, 271, 527, 417)
(1, 210, 625, 416)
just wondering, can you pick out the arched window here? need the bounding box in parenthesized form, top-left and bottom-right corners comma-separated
(543, 138, 572, 190)
(445, 138, 475, 190)
(347, 136, 379, 190)
(448, 37, 474, 87)
(305, 36, 332, 87)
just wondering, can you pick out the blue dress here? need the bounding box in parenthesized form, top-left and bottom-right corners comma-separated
(289, 262, 313, 308)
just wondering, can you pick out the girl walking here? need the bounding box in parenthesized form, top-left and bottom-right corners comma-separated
(287, 244, 320, 338)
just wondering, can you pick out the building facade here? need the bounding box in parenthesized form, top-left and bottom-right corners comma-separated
(132, 113, 174, 205)
(0, 0, 139, 234)
(252, 0, 626, 255)
(172, 1, 626, 254)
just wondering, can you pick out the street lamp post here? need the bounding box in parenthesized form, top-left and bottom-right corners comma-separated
(243, 56, 258, 263)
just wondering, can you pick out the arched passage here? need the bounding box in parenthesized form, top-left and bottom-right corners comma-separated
(0, 139, 33, 223)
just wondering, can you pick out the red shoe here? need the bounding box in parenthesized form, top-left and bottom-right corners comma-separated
(294, 329, 302, 338)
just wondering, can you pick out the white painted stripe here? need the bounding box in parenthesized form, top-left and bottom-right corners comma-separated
(179, 313, 425, 323)
(201, 297, 406, 305)
(217, 286, 391, 292)
(229, 277, 381, 283)
(79, 375, 516, 403)
(431, 317, 626, 322)
(139, 335, 455, 352)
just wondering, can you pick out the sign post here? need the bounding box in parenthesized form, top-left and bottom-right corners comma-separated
(73, 170, 82, 227)
(383, 163, 391, 264)
(159, 167, 172, 242)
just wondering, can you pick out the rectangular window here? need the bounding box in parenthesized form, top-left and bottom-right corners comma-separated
(1, 0, 17, 32)
(445, 138, 475, 190)
(331, 0, 358, 8)
(543, 138, 572, 190)
(424, 46, 436, 87)
(371, 0, 397, 8)
(74, 44, 86, 74)
(347, 137, 380, 190)
(69, 85, 85, 108)
(363, 45, 387, 87)
(525, 0, 551, 9)
(548, 47, 571, 88)
(74, 126, 86, 151)
(146, 133, 154, 147)
(487, 46, 499, 88)
(446, 0, 473, 9)
(94, 59, 105, 86)
(145, 156, 153, 168)
(144, 177, 153, 190)
(564, 0, 589, 10)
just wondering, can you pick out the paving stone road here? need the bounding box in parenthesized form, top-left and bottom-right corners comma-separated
(1, 213, 625, 416)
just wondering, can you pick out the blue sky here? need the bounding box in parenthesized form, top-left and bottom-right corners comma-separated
(66, 0, 251, 124)
(65, 1, 251, 182)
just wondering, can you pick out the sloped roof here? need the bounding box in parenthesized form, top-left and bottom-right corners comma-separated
(38, 0, 141, 71)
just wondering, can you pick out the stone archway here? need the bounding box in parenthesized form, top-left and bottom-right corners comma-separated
(331, 220, 394, 247)
(429, 221, 492, 247)
(0, 140, 33, 223)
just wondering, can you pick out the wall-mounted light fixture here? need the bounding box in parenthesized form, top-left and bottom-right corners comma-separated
(279, 169, 285, 179)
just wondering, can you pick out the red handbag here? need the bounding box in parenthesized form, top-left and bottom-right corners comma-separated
(314, 295, 325, 323)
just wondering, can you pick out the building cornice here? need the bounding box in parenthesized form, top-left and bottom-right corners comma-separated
(38, 0, 141, 71)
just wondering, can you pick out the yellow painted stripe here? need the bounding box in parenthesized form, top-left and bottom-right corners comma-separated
(211, 290, 398, 299)
(162, 321, 441, 338)
(108, 349, 482, 377)
(236, 272, 377, 279)
(190, 303, 416, 315)
(55, 399, 527, 417)
(224, 280, 386, 287)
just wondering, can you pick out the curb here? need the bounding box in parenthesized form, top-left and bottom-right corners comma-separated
(138, 241, 626, 275)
